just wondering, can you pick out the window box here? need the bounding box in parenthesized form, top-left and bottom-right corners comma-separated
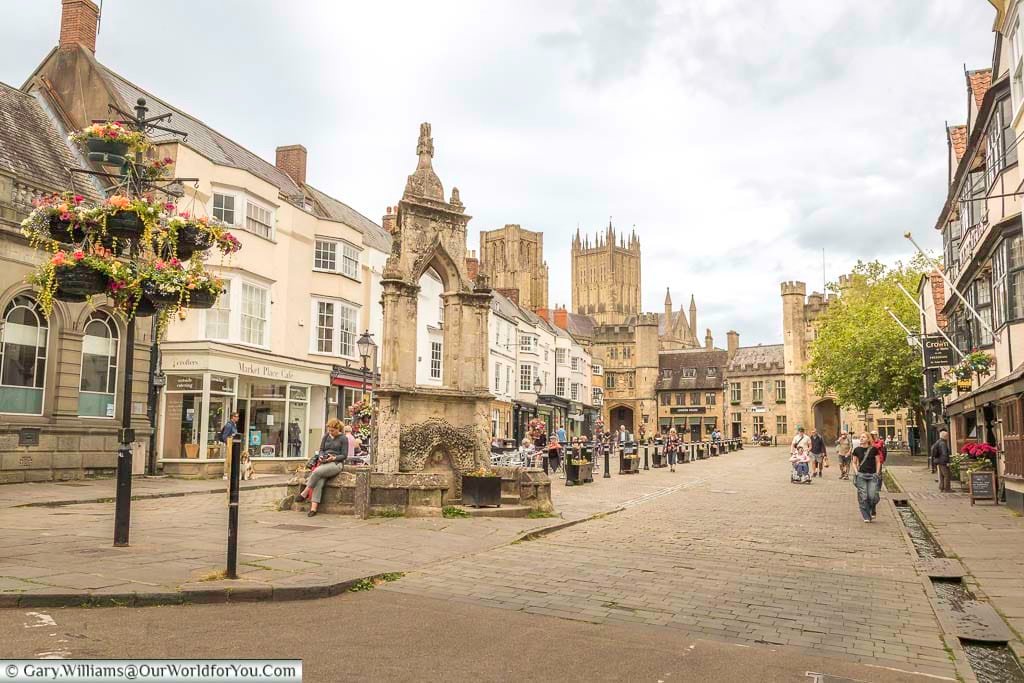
(730, 401, 740, 406)
(752, 400, 762, 405)
(776, 399, 786, 404)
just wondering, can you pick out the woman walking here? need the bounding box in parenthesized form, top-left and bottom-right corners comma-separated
(666, 427, 680, 472)
(547, 434, 563, 476)
(836, 431, 853, 480)
(295, 418, 348, 517)
(852, 433, 881, 522)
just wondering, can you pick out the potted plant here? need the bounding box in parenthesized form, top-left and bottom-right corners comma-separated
(934, 378, 956, 396)
(462, 466, 502, 507)
(183, 268, 225, 309)
(140, 257, 188, 307)
(566, 455, 593, 485)
(101, 195, 162, 241)
(961, 440, 998, 473)
(69, 121, 146, 161)
(20, 192, 93, 246)
(953, 351, 993, 380)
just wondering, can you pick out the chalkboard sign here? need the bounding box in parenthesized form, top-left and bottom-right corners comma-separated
(969, 471, 998, 505)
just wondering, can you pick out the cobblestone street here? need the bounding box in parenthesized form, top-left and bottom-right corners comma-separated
(384, 447, 961, 679)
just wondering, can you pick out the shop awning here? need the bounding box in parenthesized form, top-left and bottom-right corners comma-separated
(331, 376, 369, 389)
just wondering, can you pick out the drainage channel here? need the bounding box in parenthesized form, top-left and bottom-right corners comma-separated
(893, 501, 1024, 683)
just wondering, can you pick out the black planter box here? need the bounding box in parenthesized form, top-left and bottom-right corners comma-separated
(462, 475, 502, 507)
(54, 264, 107, 301)
(566, 462, 593, 485)
(619, 455, 639, 474)
(106, 211, 145, 240)
(87, 138, 130, 158)
(652, 450, 666, 468)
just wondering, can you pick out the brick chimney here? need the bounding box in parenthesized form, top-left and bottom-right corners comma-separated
(382, 206, 396, 234)
(727, 330, 739, 358)
(59, 0, 100, 53)
(535, 307, 550, 322)
(496, 288, 520, 306)
(553, 306, 569, 331)
(275, 145, 307, 186)
(465, 250, 479, 282)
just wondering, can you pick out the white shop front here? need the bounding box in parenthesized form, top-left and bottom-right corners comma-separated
(158, 343, 332, 477)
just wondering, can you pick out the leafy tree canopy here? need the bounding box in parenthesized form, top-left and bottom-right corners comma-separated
(808, 256, 931, 413)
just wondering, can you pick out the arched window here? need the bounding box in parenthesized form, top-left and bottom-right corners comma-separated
(0, 295, 48, 415)
(79, 312, 119, 418)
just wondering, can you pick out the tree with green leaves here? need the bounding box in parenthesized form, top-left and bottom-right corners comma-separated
(808, 256, 931, 415)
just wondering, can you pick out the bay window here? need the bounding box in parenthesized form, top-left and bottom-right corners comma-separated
(314, 238, 361, 280)
(245, 201, 274, 239)
(242, 283, 269, 346)
(311, 298, 358, 357)
(204, 281, 231, 340)
(212, 192, 236, 225)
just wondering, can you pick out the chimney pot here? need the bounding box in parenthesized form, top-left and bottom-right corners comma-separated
(59, 0, 100, 53)
(275, 144, 308, 187)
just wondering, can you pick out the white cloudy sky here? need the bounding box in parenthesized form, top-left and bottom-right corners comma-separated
(1, 0, 997, 344)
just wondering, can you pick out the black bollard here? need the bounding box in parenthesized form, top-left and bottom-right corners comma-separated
(643, 443, 649, 470)
(226, 435, 241, 579)
(603, 444, 611, 478)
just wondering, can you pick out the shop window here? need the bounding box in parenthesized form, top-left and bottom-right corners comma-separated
(242, 283, 269, 347)
(0, 295, 47, 415)
(204, 280, 231, 340)
(79, 312, 118, 418)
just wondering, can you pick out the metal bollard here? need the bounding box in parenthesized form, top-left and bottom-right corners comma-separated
(643, 444, 649, 470)
(603, 444, 611, 478)
(226, 435, 241, 579)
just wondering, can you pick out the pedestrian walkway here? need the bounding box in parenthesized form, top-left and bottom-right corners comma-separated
(888, 463, 1024, 659)
(383, 447, 962, 680)
(0, 448, 736, 607)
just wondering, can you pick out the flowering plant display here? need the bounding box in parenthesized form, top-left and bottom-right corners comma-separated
(527, 418, 547, 438)
(464, 466, 498, 477)
(570, 458, 589, 466)
(69, 121, 146, 149)
(20, 192, 94, 247)
(27, 245, 117, 315)
(953, 351, 993, 379)
(960, 441, 998, 458)
(934, 378, 956, 396)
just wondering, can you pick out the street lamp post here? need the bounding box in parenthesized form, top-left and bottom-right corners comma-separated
(356, 331, 376, 461)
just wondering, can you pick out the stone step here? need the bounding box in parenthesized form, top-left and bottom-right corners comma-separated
(456, 505, 535, 518)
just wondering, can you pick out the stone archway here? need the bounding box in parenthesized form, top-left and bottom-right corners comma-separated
(609, 405, 634, 435)
(813, 399, 841, 445)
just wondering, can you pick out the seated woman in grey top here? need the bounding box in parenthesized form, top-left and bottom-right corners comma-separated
(295, 418, 348, 517)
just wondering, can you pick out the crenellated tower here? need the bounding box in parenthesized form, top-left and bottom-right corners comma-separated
(571, 221, 642, 325)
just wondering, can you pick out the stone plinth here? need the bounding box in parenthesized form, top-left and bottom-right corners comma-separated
(285, 464, 551, 516)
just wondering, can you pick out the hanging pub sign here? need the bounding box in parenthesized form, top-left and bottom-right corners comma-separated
(923, 335, 954, 368)
(957, 378, 973, 392)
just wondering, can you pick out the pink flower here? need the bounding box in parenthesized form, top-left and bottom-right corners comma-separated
(179, 211, 190, 219)
(164, 202, 175, 212)
(154, 260, 167, 270)
(51, 251, 67, 266)
(169, 257, 180, 267)
(73, 194, 84, 204)
(72, 250, 85, 261)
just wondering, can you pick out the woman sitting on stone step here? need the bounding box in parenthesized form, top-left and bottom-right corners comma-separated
(295, 418, 348, 517)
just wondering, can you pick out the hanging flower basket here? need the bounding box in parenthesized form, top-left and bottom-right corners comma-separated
(70, 122, 146, 167)
(48, 216, 87, 244)
(175, 223, 214, 261)
(54, 263, 107, 301)
(106, 210, 146, 240)
(86, 137, 130, 160)
(185, 288, 217, 309)
(131, 296, 158, 318)
(141, 280, 180, 307)
(934, 378, 956, 396)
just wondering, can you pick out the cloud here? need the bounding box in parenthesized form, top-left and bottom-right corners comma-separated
(0, 0, 994, 346)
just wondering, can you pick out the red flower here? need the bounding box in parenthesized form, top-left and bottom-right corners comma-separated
(72, 250, 85, 261)
(73, 194, 83, 204)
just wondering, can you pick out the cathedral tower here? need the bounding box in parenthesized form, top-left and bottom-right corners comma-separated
(571, 222, 642, 325)
(478, 224, 549, 310)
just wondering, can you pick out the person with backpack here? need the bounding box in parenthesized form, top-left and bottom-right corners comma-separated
(217, 413, 240, 480)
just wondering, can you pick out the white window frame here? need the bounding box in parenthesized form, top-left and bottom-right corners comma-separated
(203, 280, 231, 340)
(556, 348, 567, 365)
(494, 362, 501, 393)
(570, 382, 579, 401)
(519, 334, 535, 353)
(212, 191, 237, 225)
(520, 364, 533, 392)
(556, 377, 566, 397)
(241, 282, 270, 348)
(430, 341, 442, 380)
(78, 312, 119, 419)
(244, 198, 275, 240)
(1012, 15, 1024, 117)
(309, 297, 359, 359)
(0, 295, 48, 416)
(313, 237, 362, 281)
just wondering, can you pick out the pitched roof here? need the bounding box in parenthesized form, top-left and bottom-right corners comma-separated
(948, 125, 968, 163)
(0, 82, 102, 202)
(303, 183, 391, 253)
(99, 66, 304, 197)
(657, 349, 727, 391)
(565, 312, 595, 339)
(726, 344, 784, 372)
(968, 69, 992, 109)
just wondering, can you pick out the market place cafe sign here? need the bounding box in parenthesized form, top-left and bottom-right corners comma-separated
(237, 361, 296, 381)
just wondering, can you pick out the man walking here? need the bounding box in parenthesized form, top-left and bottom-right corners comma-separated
(809, 427, 827, 477)
(931, 429, 952, 492)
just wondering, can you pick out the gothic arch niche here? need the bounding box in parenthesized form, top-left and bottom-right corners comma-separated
(374, 123, 494, 475)
(813, 399, 841, 445)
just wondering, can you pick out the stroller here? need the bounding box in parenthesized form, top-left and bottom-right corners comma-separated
(790, 450, 811, 484)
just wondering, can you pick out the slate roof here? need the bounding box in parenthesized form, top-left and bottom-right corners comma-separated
(726, 344, 784, 372)
(304, 183, 391, 253)
(565, 311, 595, 339)
(948, 125, 968, 163)
(0, 82, 102, 202)
(657, 349, 727, 391)
(99, 65, 392, 252)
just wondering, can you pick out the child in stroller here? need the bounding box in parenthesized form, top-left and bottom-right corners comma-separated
(790, 445, 811, 484)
